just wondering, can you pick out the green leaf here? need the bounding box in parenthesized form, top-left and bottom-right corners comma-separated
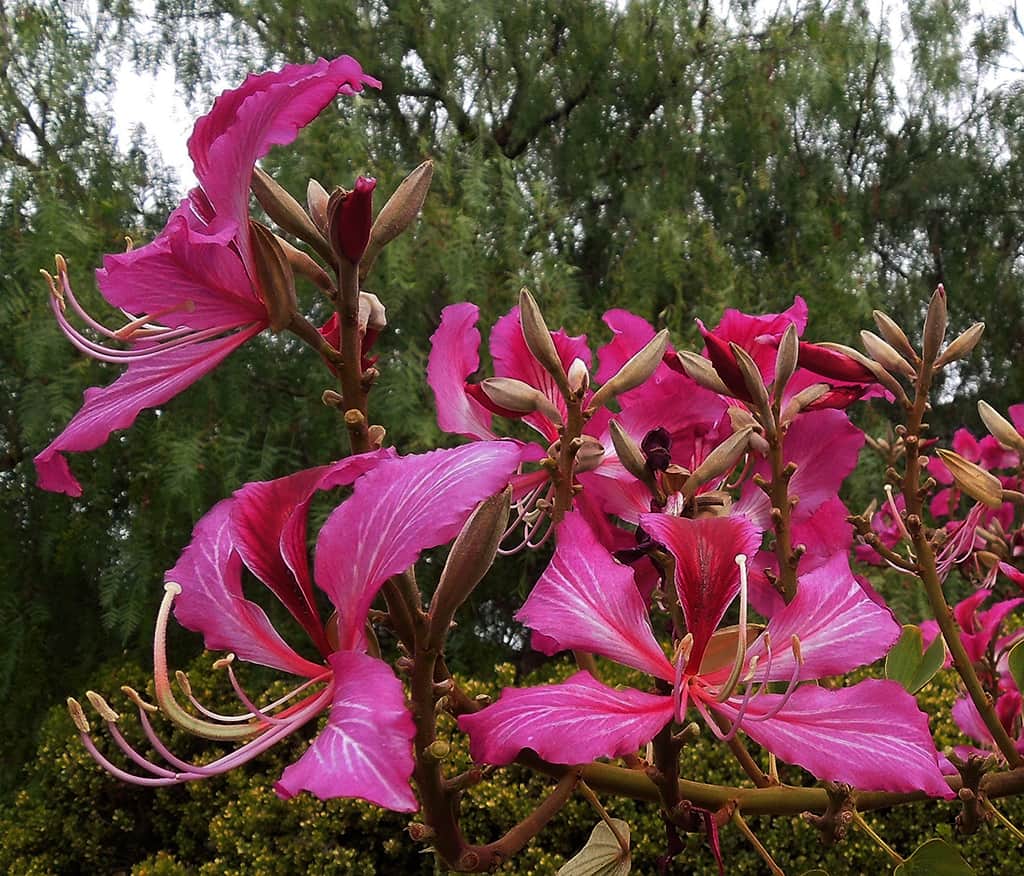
(885, 625, 947, 694)
(557, 819, 631, 876)
(1007, 638, 1024, 695)
(893, 838, 974, 875)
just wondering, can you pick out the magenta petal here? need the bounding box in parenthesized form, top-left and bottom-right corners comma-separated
(230, 451, 392, 653)
(745, 553, 900, 684)
(640, 514, 761, 667)
(714, 680, 953, 797)
(516, 512, 674, 680)
(315, 442, 523, 650)
(167, 499, 323, 678)
(189, 56, 380, 262)
(427, 303, 495, 440)
(275, 650, 417, 811)
(35, 324, 262, 496)
(458, 671, 673, 765)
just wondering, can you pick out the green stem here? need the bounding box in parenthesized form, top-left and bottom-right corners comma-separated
(851, 811, 904, 865)
(733, 811, 786, 875)
(984, 799, 1024, 842)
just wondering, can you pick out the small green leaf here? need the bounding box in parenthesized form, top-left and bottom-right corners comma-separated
(893, 838, 974, 875)
(886, 625, 947, 694)
(1007, 638, 1024, 695)
(557, 819, 631, 876)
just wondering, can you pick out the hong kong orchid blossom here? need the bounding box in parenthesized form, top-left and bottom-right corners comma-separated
(427, 300, 728, 547)
(461, 512, 953, 798)
(68, 441, 522, 810)
(35, 56, 381, 496)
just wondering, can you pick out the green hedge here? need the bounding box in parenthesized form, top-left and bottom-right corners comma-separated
(1, 656, 1020, 874)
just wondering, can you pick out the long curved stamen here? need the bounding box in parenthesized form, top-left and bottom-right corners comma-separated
(499, 484, 555, 555)
(746, 636, 804, 723)
(153, 584, 263, 741)
(176, 668, 331, 723)
(884, 484, 913, 546)
(716, 554, 750, 702)
(112, 301, 197, 340)
(218, 655, 294, 726)
(936, 503, 986, 580)
(672, 633, 694, 722)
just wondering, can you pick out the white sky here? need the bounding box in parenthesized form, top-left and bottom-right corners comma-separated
(110, 0, 1023, 196)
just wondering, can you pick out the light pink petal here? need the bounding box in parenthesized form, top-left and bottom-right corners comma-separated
(275, 650, 417, 810)
(316, 442, 523, 650)
(490, 306, 591, 440)
(230, 451, 392, 654)
(516, 512, 673, 680)
(189, 56, 380, 267)
(639, 514, 761, 669)
(426, 303, 495, 440)
(952, 695, 992, 747)
(929, 487, 959, 519)
(595, 309, 660, 383)
(98, 206, 264, 326)
(952, 428, 981, 461)
(1009, 403, 1024, 436)
(713, 680, 953, 797)
(965, 597, 1024, 663)
(458, 671, 673, 765)
(167, 499, 322, 678)
(741, 553, 900, 684)
(35, 324, 262, 496)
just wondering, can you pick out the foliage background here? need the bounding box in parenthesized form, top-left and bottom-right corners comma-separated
(1, 0, 1023, 869)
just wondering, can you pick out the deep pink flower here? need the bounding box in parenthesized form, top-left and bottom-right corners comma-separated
(461, 512, 952, 797)
(921, 590, 1024, 669)
(329, 175, 376, 263)
(73, 442, 523, 809)
(35, 57, 381, 496)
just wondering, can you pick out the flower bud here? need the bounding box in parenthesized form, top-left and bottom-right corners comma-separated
(275, 235, 334, 293)
(936, 449, 1004, 509)
(860, 330, 917, 378)
(818, 342, 908, 405)
(327, 176, 376, 264)
(567, 357, 590, 394)
(307, 179, 330, 232)
(729, 342, 771, 416)
(608, 420, 655, 487)
(774, 323, 799, 397)
(674, 350, 731, 395)
(978, 401, 1024, 453)
(361, 159, 433, 278)
(249, 221, 297, 331)
(518, 288, 570, 396)
(872, 309, 919, 364)
(251, 167, 329, 255)
(573, 435, 606, 473)
(480, 377, 556, 420)
(588, 329, 669, 412)
(933, 322, 984, 370)
(684, 427, 752, 496)
(428, 487, 512, 645)
(921, 284, 948, 368)
(779, 382, 830, 423)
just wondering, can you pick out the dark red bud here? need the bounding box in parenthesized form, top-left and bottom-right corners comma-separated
(797, 341, 876, 383)
(328, 176, 376, 263)
(803, 384, 868, 411)
(699, 324, 751, 402)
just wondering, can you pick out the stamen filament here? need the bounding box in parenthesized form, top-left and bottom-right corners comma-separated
(716, 554, 750, 702)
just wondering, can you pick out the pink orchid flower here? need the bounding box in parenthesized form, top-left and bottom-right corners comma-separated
(35, 56, 381, 496)
(427, 303, 729, 547)
(71, 442, 522, 810)
(461, 512, 952, 798)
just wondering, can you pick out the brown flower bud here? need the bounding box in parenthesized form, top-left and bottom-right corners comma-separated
(978, 401, 1024, 453)
(818, 343, 909, 405)
(361, 159, 434, 279)
(872, 309, 919, 364)
(428, 487, 512, 645)
(567, 357, 590, 394)
(729, 342, 771, 418)
(936, 449, 1004, 509)
(608, 419, 655, 487)
(249, 221, 297, 332)
(684, 427, 752, 496)
(921, 284, 948, 368)
(588, 329, 669, 411)
(307, 179, 330, 232)
(933, 322, 984, 370)
(251, 168, 330, 258)
(480, 377, 560, 423)
(274, 235, 334, 293)
(774, 323, 799, 397)
(518, 288, 570, 396)
(675, 351, 732, 395)
(780, 382, 830, 423)
(573, 435, 606, 473)
(860, 330, 917, 379)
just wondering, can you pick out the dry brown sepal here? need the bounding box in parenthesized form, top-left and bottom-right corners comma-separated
(573, 436, 607, 473)
(361, 159, 434, 279)
(275, 235, 334, 293)
(933, 322, 985, 370)
(978, 401, 1024, 453)
(251, 168, 331, 257)
(872, 309, 919, 365)
(774, 323, 799, 398)
(860, 330, 917, 379)
(921, 284, 948, 368)
(683, 427, 753, 497)
(249, 221, 297, 331)
(675, 351, 732, 395)
(588, 330, 669, 412)
(519, 289, 571, 396)
(428, 487, 512, 646)
(936, 449, 1004, 509)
